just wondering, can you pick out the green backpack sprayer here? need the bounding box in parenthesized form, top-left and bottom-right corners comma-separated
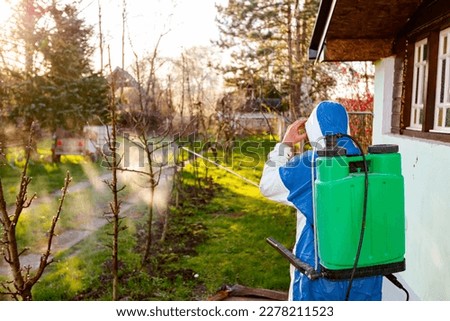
(267, 134, 408, 300)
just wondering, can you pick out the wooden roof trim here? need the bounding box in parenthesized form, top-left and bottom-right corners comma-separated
(308, 0, 426, 61)
(324, 38, 394, 61)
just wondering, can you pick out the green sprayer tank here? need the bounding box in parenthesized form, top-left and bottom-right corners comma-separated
(315, 143, 406, 279)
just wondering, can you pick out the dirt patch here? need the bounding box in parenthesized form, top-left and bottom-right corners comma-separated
(213, 211, 245, 218)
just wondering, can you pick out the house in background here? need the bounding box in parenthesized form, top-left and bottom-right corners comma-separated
(107, 67, 145, 112)
(236, 96, 286, 138)
(309, 0, 450, 300)
(216, 90, 287, 139)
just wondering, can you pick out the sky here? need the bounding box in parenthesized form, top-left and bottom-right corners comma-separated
(0, 0, 227, 70)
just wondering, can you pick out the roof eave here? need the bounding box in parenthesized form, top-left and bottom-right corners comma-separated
(308, 0, 336, 61)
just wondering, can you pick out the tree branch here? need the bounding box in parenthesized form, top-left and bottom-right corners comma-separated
(13, 130, 35, 225)
(116, 166, 151, 177)
(18, 247, 29, 257)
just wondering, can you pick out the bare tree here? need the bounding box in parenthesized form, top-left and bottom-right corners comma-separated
(102, 47, 126, 301)
(215, 91, 246, 163)
(97, 0, 104, 72)
(115, 2, 178, 263)
(168, 46, 222, 135)
(0, 133, 71, 301)
(123, 122, 171, 264)
(124, 48, 173, 264)
(97, 0, 128, 301)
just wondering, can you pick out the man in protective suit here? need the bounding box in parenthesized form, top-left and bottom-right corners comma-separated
(259, 101, 383, 300)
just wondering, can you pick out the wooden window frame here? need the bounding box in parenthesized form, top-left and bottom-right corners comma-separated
(399, 4, 450, 143)
(408, 38, 428, 131)
(432, 27, 450, 133)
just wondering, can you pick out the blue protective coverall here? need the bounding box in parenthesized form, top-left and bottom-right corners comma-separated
(259, 101, 382, 301)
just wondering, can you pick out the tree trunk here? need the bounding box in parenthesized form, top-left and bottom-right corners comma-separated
(143, 185, 155, 264)
(287, 1, 297, 120)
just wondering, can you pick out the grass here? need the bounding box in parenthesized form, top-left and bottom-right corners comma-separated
(13, 136, 297, 300)
(14, 186, 112, 251)
(0, 141, 108, 206)
(33, 218, 144, 300)
(178, 137, 296, 295)
(0, 139, 113, 301)
(0, 139, 110, 252)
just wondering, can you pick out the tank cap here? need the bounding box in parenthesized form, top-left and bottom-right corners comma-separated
(368, 144, 399, 154)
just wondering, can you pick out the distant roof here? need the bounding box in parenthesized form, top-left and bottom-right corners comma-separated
(106, 67, 140, 88)
(309, 0, 424, 61)
(240, 98, 284, 113)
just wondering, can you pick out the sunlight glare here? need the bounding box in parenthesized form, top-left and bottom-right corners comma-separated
(0, 1, 13, 25)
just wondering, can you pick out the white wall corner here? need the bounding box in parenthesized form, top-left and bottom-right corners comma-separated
(373, 57, 396, 143)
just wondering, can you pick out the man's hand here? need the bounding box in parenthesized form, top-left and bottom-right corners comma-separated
(282, 118, 307, 147)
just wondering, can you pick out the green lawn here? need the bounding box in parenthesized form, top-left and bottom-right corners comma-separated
(1, 140, 110, 245)
(1, 139, 108, 206)
(178, 137, 296, 295)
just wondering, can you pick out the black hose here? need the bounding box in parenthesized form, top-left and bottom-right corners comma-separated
(335, 134, 369, 301)
(386, 274, 410, 301)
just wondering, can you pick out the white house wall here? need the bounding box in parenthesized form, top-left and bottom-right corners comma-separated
(374, 58, 450, 300)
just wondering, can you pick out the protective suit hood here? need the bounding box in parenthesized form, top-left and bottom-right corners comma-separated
(305, 101, 359, 155)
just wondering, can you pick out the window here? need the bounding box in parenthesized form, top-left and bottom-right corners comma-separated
(394, 0, 450, 142)
(398, 14, 450, 142)
(433, 27, 450, 133)
(409, 39, 428, 130)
